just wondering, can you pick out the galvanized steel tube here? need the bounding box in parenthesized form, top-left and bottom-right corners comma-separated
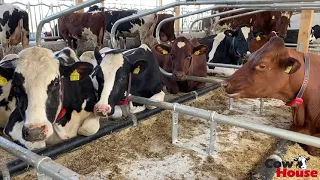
(215, 10, 267, 27)
(110, 0, 315, 48)
(159, 67, 221, 84)
(188, 8, 249, 33)
(0, 137, 80, 180)
(36, 0, 104, 47)
(129, 95, 320, 148)
(207, 63, 242, 69)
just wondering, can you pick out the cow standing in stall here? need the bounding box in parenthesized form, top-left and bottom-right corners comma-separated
(222, 36, 320, 156)
(152, 37, 208, 94)
(3, 47, 100, 150)
(58, 11, 106, 51)
(0, 4, 29, 56)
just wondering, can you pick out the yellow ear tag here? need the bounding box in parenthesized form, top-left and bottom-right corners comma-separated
(162, 50, 168, 55)
(194, 50, 200, 55)
(285, 66, 292, 73)
(133, 66, 140, 74)
(0, 76, 8, 86)
(70, 69, 80, 81)
(256, 35, 261, 41)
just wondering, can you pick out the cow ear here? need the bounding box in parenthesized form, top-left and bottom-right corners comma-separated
(281, 57, 301, 74)
(60, 62, 94, 81)
(0, 58, 18, 69)
(224, 30, 235, 37)
(129, 59, 150, 75)
(94, 46, 103, 65)
(193, 45, 208, 56)
(154, 44, 171, 55)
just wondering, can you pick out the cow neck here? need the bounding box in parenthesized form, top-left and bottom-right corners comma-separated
(117, 72, 132, 106)
(285, 54, 310, 107)
(56, 77, 66, 121)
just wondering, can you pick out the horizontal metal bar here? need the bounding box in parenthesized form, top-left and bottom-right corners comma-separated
(110, 0, 315, 47)
(286, 43, 320, 47)
(129, 95, 320, 149)
(0, 137, 80, 180)
(207, 63, 242, 69)
(216, 10, 267, 24)
(36, 0, 104, 47)
(159, 67, 220, 84)
(189, 8, 248, 33)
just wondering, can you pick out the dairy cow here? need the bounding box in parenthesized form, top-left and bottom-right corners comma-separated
(0, 4, 29, 55)
(222, 36, 320, 156)
(81, 44, 165, 117)
(3, 47, 99, 150)
(58, 12, 106, 50)
(152, 37, 208, 94)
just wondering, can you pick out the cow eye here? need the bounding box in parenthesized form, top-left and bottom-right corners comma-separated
(256, 64, 267, 70)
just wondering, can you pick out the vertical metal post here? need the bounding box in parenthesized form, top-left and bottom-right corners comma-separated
(172, 103, 179, 143)
(208, 112, 217, 155)
(259, 98, 264, 115)
(229, 98, 234, 110)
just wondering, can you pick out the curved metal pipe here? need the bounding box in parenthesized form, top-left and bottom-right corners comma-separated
(110, 0, 315, 48)
(157, 3, 320, 44)
(159, 67, 220, 84)
(188, 8, 248, 34)
(36, 0, 104, 47)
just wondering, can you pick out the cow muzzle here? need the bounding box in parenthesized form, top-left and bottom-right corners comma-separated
(221, 81, 241, 98)
(94, 104, 111, 117)
(22, 123, 48, 142)
(173, 71, 186, 81)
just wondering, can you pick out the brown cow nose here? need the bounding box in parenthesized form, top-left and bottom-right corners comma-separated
(173, 71, 185, 80)
(221, 81, 229, 88)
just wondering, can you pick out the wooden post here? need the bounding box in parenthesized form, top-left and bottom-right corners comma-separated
(174, 0, 180, 35)
(296, 10, 314, 53)
(159, 0, 163, 14)
(75, 0, 84, 13)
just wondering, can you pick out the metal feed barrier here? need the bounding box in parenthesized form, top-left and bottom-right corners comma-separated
(0, 136, 80, 180)
(129, 95, 320, 156)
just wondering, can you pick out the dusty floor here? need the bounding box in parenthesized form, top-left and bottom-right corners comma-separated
(12, 88, 297, 180)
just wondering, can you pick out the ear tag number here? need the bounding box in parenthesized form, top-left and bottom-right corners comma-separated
(70, 70, 80, 81)
(133, 66, 140, 74)
(0, 76, 8, 86)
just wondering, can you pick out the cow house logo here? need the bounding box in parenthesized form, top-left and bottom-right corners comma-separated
(265, 155, 318, 178)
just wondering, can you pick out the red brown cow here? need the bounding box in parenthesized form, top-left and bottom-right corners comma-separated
(222, 36, 320, 156)
(154, 14, 176, 43)
(151, 37, 208, 94)
(58, 12, 106, 50)
(203, 8, 292, 42)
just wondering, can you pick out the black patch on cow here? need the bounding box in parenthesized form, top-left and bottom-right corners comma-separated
(0, 11, 10, 26)
(104, 10, 142, 34)
(45, 78, 60, 123)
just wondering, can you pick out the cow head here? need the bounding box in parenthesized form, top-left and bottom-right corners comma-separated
(93, 45, 150, 117)
(222, 36, 302, 102)
(153, 37, 207, 81)
(293, 156, 310, 170)
(11, 47, 93, 142)
(276, 11, 292, 38)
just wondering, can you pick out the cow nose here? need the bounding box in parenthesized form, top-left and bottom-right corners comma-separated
(221, 81, 229, 88)
(22, 124, 48, 142)
(173, 71, 185, 80)
(94, 104, 111, 117)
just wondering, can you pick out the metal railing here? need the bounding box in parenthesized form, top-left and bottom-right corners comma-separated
(0, 136, 80, 179)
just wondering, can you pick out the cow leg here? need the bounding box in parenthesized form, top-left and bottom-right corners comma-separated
(78, 113, 100, 136)
(146, 91, 165, 110)
(4, 109, 46, 150)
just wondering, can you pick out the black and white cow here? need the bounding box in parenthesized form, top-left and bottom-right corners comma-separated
(310, 25, 320, 44)
(3, 47, 99, 150)
(293, 156, 310, 170)
(0, 54, 18, 128)
(87, 7, 157, 49)
(197, 25, 250, 75)
(0, 4, 29, 55)
(81, 44, 165, 118)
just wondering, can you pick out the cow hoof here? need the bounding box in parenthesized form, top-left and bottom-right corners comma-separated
(24, 141, 46, 150)
(78, 116, 100, 136)
(110, 106, 123, 120)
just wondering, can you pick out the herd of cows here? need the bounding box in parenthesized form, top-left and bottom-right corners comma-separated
(1, 3, 320, 157)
